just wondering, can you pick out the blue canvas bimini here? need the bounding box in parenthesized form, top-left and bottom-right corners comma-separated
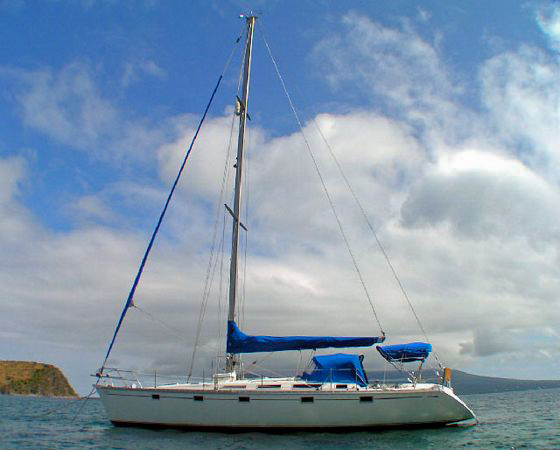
(377, 342, 432, 363)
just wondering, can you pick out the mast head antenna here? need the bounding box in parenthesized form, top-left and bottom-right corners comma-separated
(239, 12, 258, 20)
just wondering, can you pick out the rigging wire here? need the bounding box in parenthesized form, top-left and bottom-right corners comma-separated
(235, 124, 252, 371)
(210, 53, 246, 372)
(311, 121, 436, 352)
(214, 56, 245, 366)
(240, 223, 248, 326)
(244, 362, 286, 379)
(187, 27, 248, 381)
(132, 305, 185, 341)
(30, 387, 96, 420)
(306, 350, 316, 372)
(71, 387, 97, 423)
(296, 350, 303, 376)
(259, 25, 384, 336)
(186, 109, 236, 381)
(240, 118, 251, 328)
(216, 212, 228, 361)
(99, 30, 241, 373)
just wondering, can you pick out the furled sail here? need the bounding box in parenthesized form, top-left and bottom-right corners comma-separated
(376, 342, 432, 362)
(301, 353, 369, 387)
(227, 321, 385, 354)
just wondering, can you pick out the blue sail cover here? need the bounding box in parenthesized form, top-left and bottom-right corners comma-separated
(227, 321, 385, 354)
(377, 342, 432, 363)
(301, 354, 369, 387)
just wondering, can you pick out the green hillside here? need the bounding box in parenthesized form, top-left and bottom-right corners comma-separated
(0, 361, 77, 397)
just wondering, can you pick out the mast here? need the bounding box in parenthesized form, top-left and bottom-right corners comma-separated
(226, 15, 256, 373)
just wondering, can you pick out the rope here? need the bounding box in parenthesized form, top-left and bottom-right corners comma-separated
(100, 28, 242, 374)
(249, 351, 275, 366)
(71, 387, 97, 422)
(28, 388, 95, 419)
(133, 305, 185, 341)
(259, 26, 384, 335)
(244, 363, 286, 379)
(187, 174, 231, 380)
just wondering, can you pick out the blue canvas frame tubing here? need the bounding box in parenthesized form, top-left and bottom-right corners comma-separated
(376, 342, 432, 363)
(99, 74, 225, 373)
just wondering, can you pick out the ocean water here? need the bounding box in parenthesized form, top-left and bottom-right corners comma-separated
(1, 389, 559, 449)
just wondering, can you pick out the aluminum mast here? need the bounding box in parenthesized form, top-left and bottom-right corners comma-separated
(226, 15, 256, 373)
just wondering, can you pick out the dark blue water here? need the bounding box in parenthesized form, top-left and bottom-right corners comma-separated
(2, 389, 559, 448)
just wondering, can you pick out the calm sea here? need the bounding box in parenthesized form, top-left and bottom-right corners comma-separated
(1, 389, 559, 449)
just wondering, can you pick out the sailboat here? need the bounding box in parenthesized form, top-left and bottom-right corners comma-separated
(95, 15, 476, 429)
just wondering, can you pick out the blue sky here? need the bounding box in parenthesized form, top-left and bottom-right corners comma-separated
(0, 1, 550, 229)
(1, 0, 560, 395)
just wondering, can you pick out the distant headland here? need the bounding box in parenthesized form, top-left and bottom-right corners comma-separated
(366, 368, 560, 395)
(451, 369, 560, 395)
(0, 361, 77, 397)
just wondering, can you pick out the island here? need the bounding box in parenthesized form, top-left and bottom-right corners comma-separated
(0, 361, 77, 397)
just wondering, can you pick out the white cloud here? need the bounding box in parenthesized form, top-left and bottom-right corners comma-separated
(480, 46, 560, 177)
(5, 7, 560, 393)
(537, 3, 560, 51)
(68, 194, 117, 224)
(157, 113, 243, 200)
(416, 7, 431, 23)
(312, 12, 464, 139)
(121, 59, 167, 88)
(0, 154, 215, 392)
(0, 156, 41, 247)
(401, 150, 560, 246)
(0, 155, 26, 205)
(2, 61, 175, 162)
(14, 62, 118, 148)
(307, 10, 560, 377)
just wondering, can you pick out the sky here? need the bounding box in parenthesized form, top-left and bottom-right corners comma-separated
(1, 0, 560, 395)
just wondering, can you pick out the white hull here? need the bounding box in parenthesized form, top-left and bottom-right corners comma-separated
(96, 382, 475, 429)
